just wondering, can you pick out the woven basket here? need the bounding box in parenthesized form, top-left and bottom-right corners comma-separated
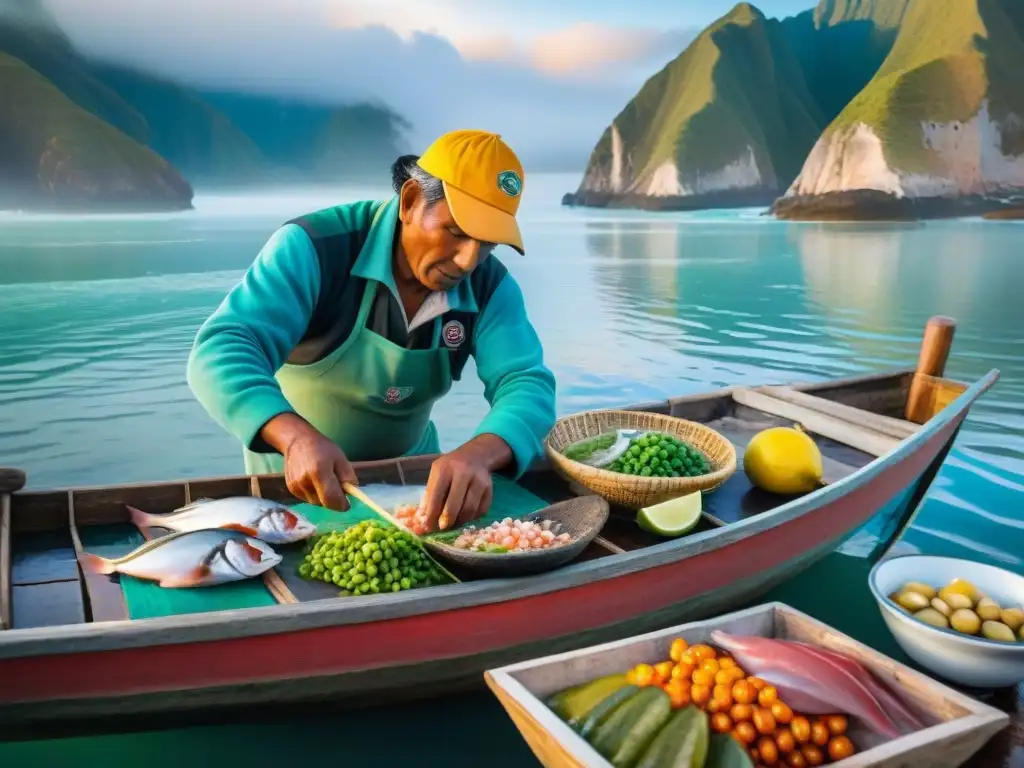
(423, 495, 609, 578)
(545, 410, 737, 509)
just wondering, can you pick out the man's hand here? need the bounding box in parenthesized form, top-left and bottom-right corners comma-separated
(260, 413, 357, 511)
(420, 434, 513, 532)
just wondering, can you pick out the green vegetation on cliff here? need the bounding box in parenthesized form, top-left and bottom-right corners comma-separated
(581, 3, 823, 196)
(0, 53, 192, 209)
(824, 0, 1024, 172)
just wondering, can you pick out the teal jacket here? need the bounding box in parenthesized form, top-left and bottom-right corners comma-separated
(187, 198, 557, 477)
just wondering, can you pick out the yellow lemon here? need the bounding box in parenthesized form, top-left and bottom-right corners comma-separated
(743, 426, 824, 495)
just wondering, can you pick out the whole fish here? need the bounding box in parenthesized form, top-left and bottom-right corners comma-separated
(128, 497, 316, 544)
(79, 529, 282, 588)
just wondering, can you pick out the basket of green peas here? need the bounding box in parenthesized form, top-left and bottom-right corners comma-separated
(545, 410, 737, 509)
(297, 519, 455, 597)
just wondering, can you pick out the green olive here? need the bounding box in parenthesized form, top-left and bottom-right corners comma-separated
(981, 621, 1016, 643)
(913, 607, 950, 629)
(896, 591, 931, 612)
(900, 581, 937, 600)
(1000, 608, 1024, 632)
(976, 597, 1002, 621)
(950, 608, 981, 635)
(930, 597, 952, 617)
(940, 591, 974, 611)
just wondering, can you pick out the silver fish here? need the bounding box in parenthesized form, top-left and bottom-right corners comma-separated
(79, 529, 282, 588)
(128, 496, 316, 544)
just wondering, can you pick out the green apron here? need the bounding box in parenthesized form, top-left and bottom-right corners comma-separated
(244, 266, 453, 476)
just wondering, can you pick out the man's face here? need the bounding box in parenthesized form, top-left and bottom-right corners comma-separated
(398, 180, 496, 292)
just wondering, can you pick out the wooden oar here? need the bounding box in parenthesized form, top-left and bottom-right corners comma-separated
(342, 483, 462, 584)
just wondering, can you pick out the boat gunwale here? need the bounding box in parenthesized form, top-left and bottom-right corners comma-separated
(0, 368, 997, 659)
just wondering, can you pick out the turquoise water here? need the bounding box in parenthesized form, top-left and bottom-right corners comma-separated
(0, 174, 1022, 765)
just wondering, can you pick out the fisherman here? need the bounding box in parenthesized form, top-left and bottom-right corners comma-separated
(187, 130, 556, 532)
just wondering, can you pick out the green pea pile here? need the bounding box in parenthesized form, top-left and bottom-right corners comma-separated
(298, 519, 448, 596)
(562, 432, 618, 462)
(608, 432, 712, 478)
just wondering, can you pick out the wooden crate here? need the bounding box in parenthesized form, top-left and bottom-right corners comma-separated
(484, 602, 1008, 768)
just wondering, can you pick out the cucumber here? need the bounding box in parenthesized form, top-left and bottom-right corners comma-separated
(589, 687, 673, 768)
(634, 705, 709, 768)
(545, 673, 630, 725)
(577, 684, 641, 738)
(705, 733, 754, 768)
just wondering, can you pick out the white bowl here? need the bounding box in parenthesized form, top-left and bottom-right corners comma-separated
(868, 554, 1024, 689)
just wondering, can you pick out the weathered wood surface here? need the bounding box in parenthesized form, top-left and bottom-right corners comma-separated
(758, 385, 921, 440)
(906, 373, 970, 426)
(488, 603, 1008, 768)
(731, 387, 902, 458)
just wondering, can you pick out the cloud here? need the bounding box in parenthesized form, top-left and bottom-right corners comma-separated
(42, 0, 698, 171)
(458, 23, 696, 78)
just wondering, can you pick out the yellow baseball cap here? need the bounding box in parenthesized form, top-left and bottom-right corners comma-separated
(416, 129, 526, 255)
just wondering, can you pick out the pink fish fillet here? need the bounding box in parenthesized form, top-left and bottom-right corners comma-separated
(794, 641, 925, 732)
(710, 631, 902, 738)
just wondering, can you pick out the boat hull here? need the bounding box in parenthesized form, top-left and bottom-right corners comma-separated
(0, 405, 967, 729)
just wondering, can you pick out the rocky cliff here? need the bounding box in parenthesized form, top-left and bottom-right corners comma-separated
(566, 3, 824, 209)
(776, 0, 1024, 217)
(0, 52, 193, 211)
(0, 6, 408, 211)
(569, 0, 1024, 220)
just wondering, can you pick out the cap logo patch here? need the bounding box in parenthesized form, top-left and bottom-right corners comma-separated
(497, 170, 522, 197)
(384, 386, 414, 404)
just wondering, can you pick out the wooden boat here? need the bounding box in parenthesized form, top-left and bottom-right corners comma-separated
(484, 602, 1010, 767)
(0, 316, 1001, 732)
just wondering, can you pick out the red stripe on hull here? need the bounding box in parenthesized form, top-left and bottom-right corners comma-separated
(0, 418, 960, 704)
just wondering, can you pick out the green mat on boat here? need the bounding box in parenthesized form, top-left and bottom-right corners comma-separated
(78, 476, 549, 620)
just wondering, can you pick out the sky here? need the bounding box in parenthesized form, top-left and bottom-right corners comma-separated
(36, 0, 818, 170)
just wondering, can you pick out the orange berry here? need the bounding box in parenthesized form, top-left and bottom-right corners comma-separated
(758, 685, 778, 707)
(770, 700, 793, 725)
(632, 664, 654, 687)
(775, 729, 796, 754)
(711, 713, 733, 734)
(691, 683, 711, 705)
(790, 716, 811, 744)
(689, 644, 717, 661)
(801, 744, 824, 766)
(719, 657, 738, 669)
(730, 703, 754, 722)
(692, 668, 715, 687)
(707, 698, 728, 714)
(758, 736, 779, 765)
(753, 706, 777, 735)
(664, 679, 691, 709)
(654, 661, 674, 679)
(671, 662, 694, 681)
(750, 747, 761, 764)
(747, 676, 766, 690)
(701, 658, 721, 676)
(825, 714, 848, 736)
(680, 650, 697, 666)
(810, 720, 830, 747)
(732, 680, 757, 705)
(712, 684, 733, 706)
(669, 637, 688, 662)
(734, 721, 757, 745)
(827, 735, 855, 761)
(785, 752, 807, 768)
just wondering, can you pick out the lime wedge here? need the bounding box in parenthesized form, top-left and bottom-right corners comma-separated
(637, 491, 703, 537)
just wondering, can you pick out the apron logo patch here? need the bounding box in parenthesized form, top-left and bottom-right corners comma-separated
(443, 320, 466, 349)
(384, 386, 413, 404)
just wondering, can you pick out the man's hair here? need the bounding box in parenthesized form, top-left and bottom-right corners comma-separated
(390, 155, 445, 204)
